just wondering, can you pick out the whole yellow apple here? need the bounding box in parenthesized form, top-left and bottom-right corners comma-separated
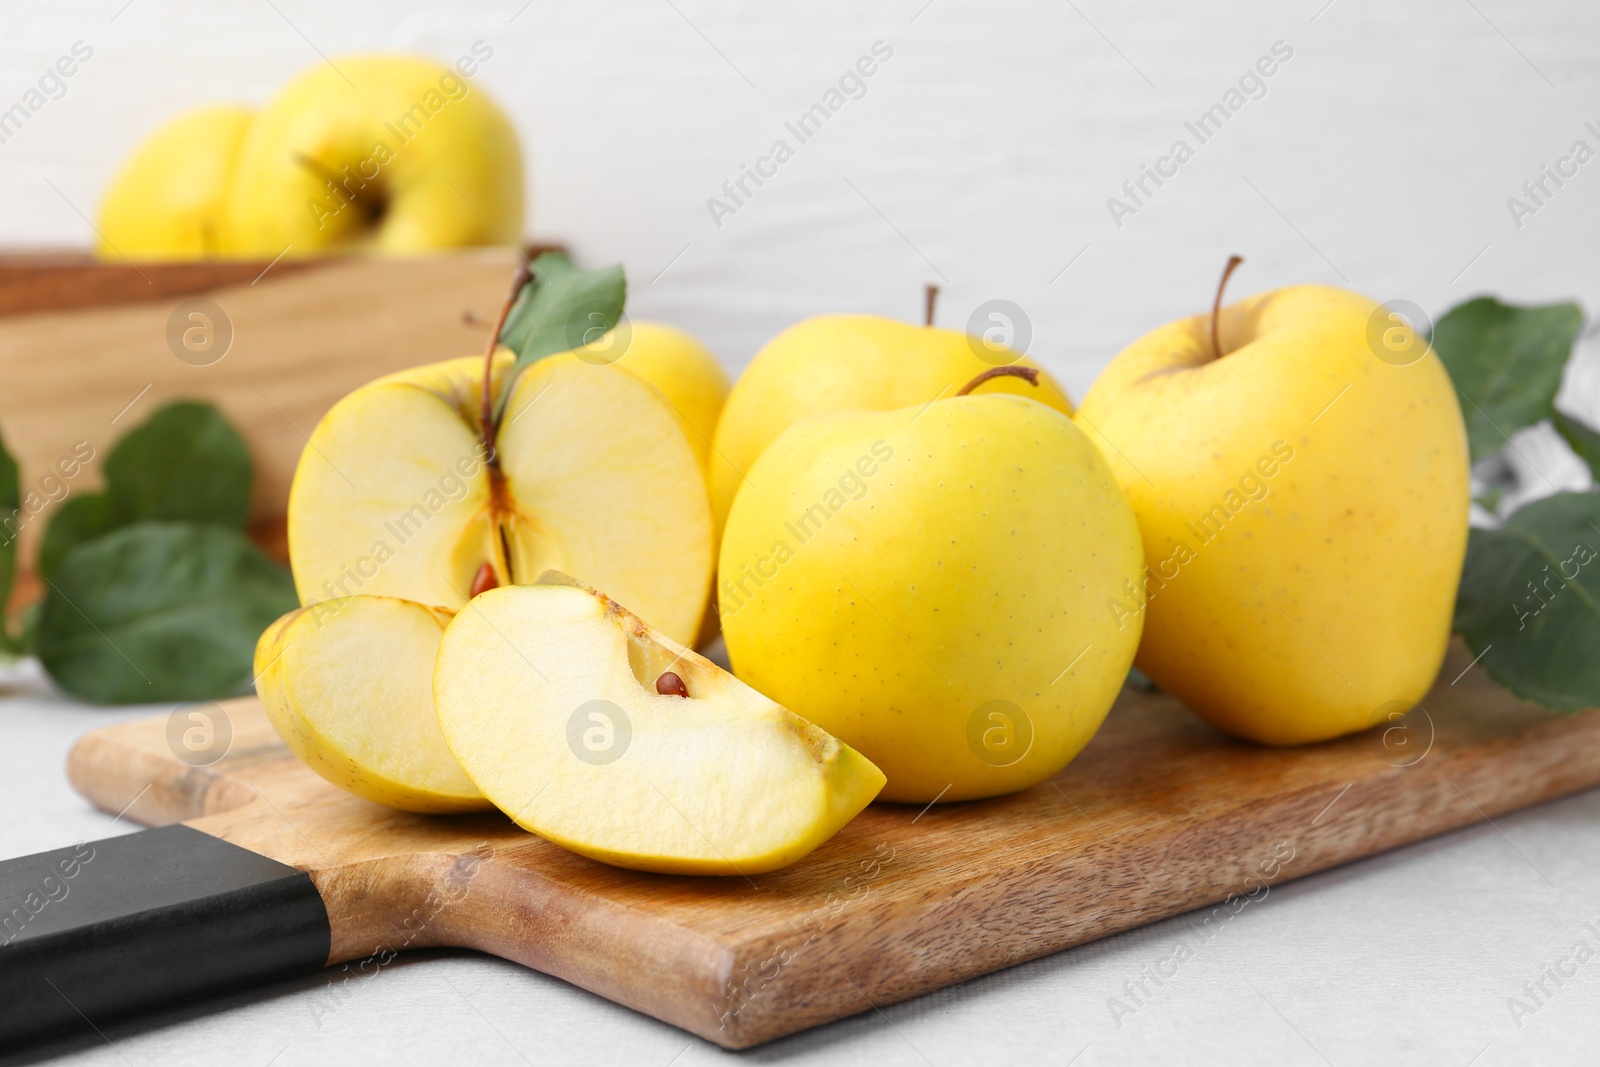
(1074, 282, 1469, 745)
(223, 54, 523, 257)
(96, 105, 253, 260)
(719, 370, 1142, 802)
(709, 313, 1075, 541)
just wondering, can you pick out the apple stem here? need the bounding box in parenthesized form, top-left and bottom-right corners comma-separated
(656, 671, 689, 697)
(1210, 254, 1244, 359)
(924, 284, 939, 327)
(292, 153, 344, 189)
(956, 365, 1039, 396)
(480, 264, 534, 467)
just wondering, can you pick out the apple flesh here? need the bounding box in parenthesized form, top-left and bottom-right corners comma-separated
(1074, 284, 1470, 745)
(287, 351, 713, 647)
(432, 575, 886, 874)
(255, 595, 487, 812)
(600, 321, 730, 480)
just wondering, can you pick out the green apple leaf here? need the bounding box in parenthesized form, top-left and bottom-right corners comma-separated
(0, 429, 18, 654)
(1429, 297, 1584, 462)
(493, 251, 626, 426)
(35, 522, 297, 704)
(1453, 492, 1600, 711)
(102, 400, 252, 528)
(1554, 409, 1600, 480)
(37, 491, 119, 580)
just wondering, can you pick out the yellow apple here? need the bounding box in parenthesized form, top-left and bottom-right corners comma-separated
(432, 575, 885, 874)
(287, 350, 712, 647)
(709, 314, 1076, 539)
(255, 594, 487, 812)
(1074, 283, 1470, 745)
(719, 371, 1142, 803)
(96, 105, 253, 261)
(223, 54, 523, 257)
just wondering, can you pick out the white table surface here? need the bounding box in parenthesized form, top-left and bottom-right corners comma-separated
(4, 0, 1600, 1063)
(3, 658, 1600, 1067)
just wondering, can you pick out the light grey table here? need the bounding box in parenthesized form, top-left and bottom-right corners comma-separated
(3, 659, 1598, 1067)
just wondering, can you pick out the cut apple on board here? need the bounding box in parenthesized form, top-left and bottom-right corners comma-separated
(433, 573, 887, 875)
(254, 595, 488, 813)
(287, 349, 713, 647)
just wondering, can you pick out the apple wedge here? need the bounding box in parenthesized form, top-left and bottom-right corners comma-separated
(287, 350, 713, 647)
(255, 595, 488, 813)
(433, 575, 886, 874)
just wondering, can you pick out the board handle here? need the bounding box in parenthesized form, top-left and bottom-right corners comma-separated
(0, 824, 330, 1046)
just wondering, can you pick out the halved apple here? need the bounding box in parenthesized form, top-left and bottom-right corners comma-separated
(255, 595, 487, 812)
(433, 575, 886, 874)
(287, 350, 713, 647)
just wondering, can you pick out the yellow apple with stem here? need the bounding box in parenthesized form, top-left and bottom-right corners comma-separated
(708, 290, 1076, 542)
(223, 54, 523, 257)
(287, 257, 713, 646)
(97, 105, 253, 260)
(719, 366, 1142, 803)
(433, 573, 885, 874)
(1073, 258, 1470, 745)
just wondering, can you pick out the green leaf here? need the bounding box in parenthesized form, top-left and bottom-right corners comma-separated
(1430, 297, 1583, 462)
(493, 252, 626, 426)
(102, 400, 252, 528)
(37, 491, 119, 580)
(1453, 492, 1600, 711)
(1554, 409, 1600, 480)
(1473, 487, 1506, 516)
(36, 522, 297, 704)
(0, 429, 18, 653)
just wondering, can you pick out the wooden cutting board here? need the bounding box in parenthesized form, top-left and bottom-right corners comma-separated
(63, 641, 1600, 1048)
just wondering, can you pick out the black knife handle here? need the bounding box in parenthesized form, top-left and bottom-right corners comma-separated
(0, 824, 330, 1045)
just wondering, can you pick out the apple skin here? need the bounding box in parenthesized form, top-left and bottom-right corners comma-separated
(222, 55, 523, 257)
(1074, 284, 1470, 746)
(97, 105, 253, 261)
(719, 392, 1143, 803)
(709, 315, 1075, 541)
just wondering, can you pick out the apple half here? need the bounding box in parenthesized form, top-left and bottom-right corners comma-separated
(433, 574, 886, 874)
(287, 351, 713, 647)
(255, 595, 488, 813)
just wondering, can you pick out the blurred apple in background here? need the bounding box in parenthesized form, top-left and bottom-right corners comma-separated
(95, 53, 524, 260)
(97, 105, 253, 260)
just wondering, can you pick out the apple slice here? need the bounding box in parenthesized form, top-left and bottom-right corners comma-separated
(433, 574, 886, 874)
(286, 351, 713, 647)
(255, 595, 488, 813)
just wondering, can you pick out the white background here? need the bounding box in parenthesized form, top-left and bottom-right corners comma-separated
(2, 1, 1600, 1064)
